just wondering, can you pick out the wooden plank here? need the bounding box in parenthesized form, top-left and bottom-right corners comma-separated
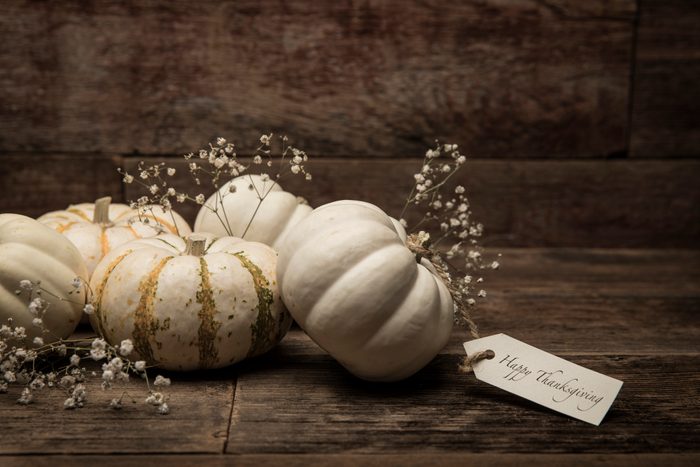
(484, 248, 700, 296)
(0, 361, 233, 454)
(227, 353, 700, 454)
(0, 0, 634, 158)
(123, 158, 700, 247)
(0, 154, 123, 218)
(630, 0, 700, 157)
(1, 453, 699, 467)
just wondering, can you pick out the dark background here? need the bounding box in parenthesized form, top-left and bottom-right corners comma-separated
(1, 0, 698, 247)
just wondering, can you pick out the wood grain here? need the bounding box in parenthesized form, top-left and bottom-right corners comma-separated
(227, 353, 700, 454)
(0, 153, 123, 218)
(123, 157, 700, 248)
(0, 361, 234, 454)
(630, 0, 700, 157)
(1, 454, 699, 467)
(0, 0, 634, 158)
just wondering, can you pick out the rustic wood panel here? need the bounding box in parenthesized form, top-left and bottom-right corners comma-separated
(484, 248, 700, 296)
(227, 353, 700, 454)
(0, 0, 634, 158)
(1, 453, 699, 467)
(630, 0, 700, 157)
(0, 363, 234, 454)
(0, 154, 123, 218)
(124, 158, 700, 247)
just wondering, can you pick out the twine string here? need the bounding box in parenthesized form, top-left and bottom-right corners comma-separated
(406, 233, 494, 374)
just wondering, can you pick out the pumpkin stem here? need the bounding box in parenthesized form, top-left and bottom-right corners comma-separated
(185, 235, 207, 257)
(93, 197, 112, 224)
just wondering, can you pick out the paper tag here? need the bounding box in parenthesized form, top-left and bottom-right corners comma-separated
(463, 334, 623, 426)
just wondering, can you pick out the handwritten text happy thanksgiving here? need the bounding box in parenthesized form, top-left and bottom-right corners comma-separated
(498, 354, 605, 411)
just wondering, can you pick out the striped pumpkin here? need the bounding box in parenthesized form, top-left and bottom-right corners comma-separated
(38, 197, 191, 276)
(194, 175, 312, 249)
(88, 233, 290, 370)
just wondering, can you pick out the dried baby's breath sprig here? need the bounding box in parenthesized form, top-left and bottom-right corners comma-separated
(1, 280, 170, 414)
(120, 134, 312, 237)
(400, 142, 500, 373)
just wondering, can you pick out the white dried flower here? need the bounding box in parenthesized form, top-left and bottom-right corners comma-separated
(28, 298, 45, 316)
(154, 375, 171, 387)
(157, 402, 170, 415)
(416, 231, 431, 246)
(167, 167, 176, 176)
(119, 339, 134, 357)
(195, 194, 205, 205)
(83, 303, 95, 315)
(17, 388, 33, 405)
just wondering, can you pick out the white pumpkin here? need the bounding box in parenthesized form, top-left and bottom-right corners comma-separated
(194, 175, 312, 249)
(89, 233, 291, 371)
(277, 200, 454, 382)
(38, 197, 192, 275)
(0, 214, 87, 344)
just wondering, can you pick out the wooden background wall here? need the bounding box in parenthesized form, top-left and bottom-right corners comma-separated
(0, 0, 698, 247)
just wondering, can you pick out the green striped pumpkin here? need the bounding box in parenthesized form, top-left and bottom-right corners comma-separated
(88, 233, 290, 370)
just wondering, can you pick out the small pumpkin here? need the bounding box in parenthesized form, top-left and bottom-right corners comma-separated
(277, 200, 454, 382)
(0, 214, 87, 344)
(38, 197, 191, 276)
(194, 175, 312, 249)
(89, 233, 291, 371)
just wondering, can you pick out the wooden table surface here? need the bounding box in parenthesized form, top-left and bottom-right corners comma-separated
(1, 248, 698, 466)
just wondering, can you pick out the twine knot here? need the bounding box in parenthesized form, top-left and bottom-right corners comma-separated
(406, 233, 487, 374)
